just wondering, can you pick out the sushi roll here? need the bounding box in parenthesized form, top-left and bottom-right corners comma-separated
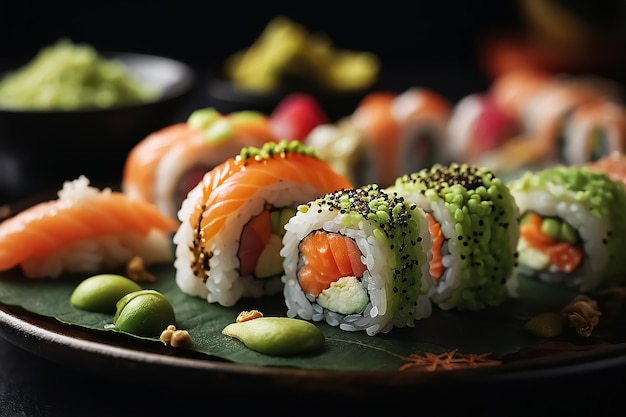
(351, 91, 401, 187)
(391, 87, 452, 173)
(122, 107, 277, 220)
(489, 68, 551, 119)
(304, 117, 368, 186)
(388, 163, 520, 311)
(508, 165, 626, 291)
(269, 92, 329, 141)
(520, 77, 600, 162)
(281, 184, 433, 336)
(446, 93, 519, 164)
(173, 140, 353, 307)
(306, 88, 450, 188)
(561, 98, 626, 165)
(0, 176, 177, 278)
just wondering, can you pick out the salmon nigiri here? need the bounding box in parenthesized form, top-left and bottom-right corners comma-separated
(122, 107, 278, 220)
(0, 176, 177, 279)
(173, 140, 353, 307)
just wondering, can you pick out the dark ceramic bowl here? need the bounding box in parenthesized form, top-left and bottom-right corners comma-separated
(0, 53, 196, 204)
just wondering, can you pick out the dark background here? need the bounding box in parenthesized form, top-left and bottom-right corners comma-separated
(3, 1, 625, 102)
(2, 3, 626, 415)
(0, 1, 521, 67)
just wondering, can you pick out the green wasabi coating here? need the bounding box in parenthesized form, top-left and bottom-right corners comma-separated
(390, 162, 518, 311)
(300, 184, 429, 327)
(509, 165, 626, 287)
(222, 317, 325, 356)
(509, 165, 623, 220)
(237, 139, 319, 162)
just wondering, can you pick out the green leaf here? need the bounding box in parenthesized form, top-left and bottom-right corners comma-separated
(0, 264, 586, 371)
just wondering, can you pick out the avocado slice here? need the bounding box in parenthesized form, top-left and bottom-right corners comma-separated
(270, 208, 295, 236)
(254, 234, 284, 278)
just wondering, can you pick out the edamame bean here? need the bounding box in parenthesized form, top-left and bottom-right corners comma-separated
(70, 274, 142, 314)
(222, 317, 325, 356)
(113, 289, 176, 337)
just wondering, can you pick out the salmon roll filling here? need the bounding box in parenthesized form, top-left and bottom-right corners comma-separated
(281, 185, 433, 336)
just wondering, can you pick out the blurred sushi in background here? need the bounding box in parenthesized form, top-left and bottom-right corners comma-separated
(304, 116, 367, 185)
(391, 87, 452, 177)
(475, 69, 626, 178)
(269, 92, 329, 141)
(562, 97, 626, 165)
(122, 107, 278, 220)
(489, 68, 551, 120)
(446, 92, 519, 164)
(305, 87, 451, 188)
(350, 91, 400, 187)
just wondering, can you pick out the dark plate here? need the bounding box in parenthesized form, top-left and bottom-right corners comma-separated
(2, 188, 626, 405)
(2, 284, 626, 402)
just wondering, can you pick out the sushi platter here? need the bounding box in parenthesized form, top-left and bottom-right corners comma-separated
(3, 33, 626, 403)
(1, 166, 626, 398)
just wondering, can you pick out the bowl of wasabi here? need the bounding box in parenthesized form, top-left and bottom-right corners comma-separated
(0, 39, 196, 204)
